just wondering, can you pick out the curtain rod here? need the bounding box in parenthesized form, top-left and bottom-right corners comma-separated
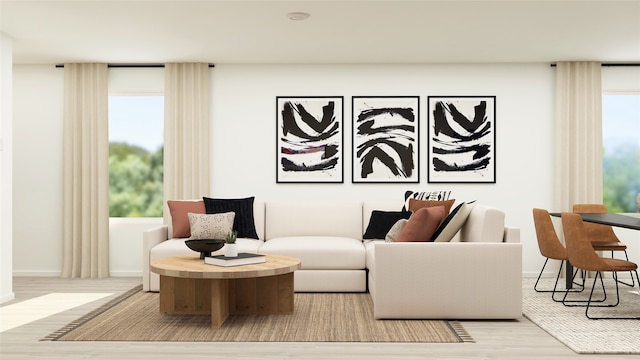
(550, 63, 640, 67)
(55, 63, 215, 68)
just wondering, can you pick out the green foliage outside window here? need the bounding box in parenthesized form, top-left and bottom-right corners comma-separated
(602, 95, 640, 213)
(603, 146, 640, 213)
(109, 142, 163, 217)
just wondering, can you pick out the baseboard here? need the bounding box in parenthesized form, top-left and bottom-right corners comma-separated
(13, 271, 142, 277)
(109, 271, 142, 277)
(13, 271, 61, 277)
(0, 292, 15, 304)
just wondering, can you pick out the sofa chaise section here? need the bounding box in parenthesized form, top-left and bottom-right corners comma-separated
(366, 203, 522, 319)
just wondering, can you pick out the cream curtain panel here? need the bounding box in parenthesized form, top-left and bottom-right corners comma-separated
(554, 61, 603, 212)
(163, 63, 210, 225)
(62, 63, 110, 278)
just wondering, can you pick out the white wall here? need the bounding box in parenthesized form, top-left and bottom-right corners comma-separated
(210, 63, 556, 276)
(24, 62, 639, 278)
(1, 33, 15, 303)
(12, 65, 64, 276)
(12, 66, 165, 276)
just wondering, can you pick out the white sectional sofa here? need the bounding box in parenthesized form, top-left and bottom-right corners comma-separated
(143, 199, 522, 319)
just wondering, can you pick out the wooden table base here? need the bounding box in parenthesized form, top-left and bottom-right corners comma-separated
(159, 272, 295, 328)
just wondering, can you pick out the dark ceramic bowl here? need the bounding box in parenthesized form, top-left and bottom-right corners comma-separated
(185, 239, 226, 259)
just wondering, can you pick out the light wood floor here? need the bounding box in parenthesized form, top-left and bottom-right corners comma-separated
(0, 277, 636, 360)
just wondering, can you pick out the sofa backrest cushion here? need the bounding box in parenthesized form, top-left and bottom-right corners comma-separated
(459, 204, 505, 242)
(265, 201, 362, 240)
(253, 200, 265, 240)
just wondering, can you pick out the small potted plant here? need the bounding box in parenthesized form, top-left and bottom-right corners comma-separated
(224, 230, 238, 257)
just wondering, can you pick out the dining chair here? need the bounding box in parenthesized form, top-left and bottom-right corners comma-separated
(572, 203, 638, 287)
(532, 208, 584, 301)
(561, 212, 640, 320)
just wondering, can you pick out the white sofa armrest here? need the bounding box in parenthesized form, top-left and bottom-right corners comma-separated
(372, 241, 522, 319)
(142, 225, 168, 291)
(504, 226, 520, 243)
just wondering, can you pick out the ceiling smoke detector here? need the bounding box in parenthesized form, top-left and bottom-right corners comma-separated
(287, 12, 310, 21)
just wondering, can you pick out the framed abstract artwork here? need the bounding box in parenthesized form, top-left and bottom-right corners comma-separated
(427, 96, 496, 183)
(276, 96, 344, 183)
(352, 96, 419, 183)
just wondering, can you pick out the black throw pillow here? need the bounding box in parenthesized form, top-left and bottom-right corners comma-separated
(203, 196, 259, 239)
(363, 210, 413, 239)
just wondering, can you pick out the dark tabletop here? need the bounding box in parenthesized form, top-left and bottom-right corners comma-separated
(550, 212, 640, 231)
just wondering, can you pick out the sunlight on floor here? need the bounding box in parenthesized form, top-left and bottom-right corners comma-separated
(0, 293, 112, 332)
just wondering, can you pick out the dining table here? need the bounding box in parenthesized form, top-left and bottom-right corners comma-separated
(549, 212, 640, 289)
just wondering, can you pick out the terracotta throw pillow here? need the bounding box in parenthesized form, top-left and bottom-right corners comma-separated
(167, 200, 206, 238)
(408, 198, 455, 215)
(395, 206, 446, 242)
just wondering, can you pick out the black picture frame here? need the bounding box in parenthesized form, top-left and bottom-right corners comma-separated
(352, 96, 420, 183)
(276, 96, 344, 183)
(427, 96, 496, 183)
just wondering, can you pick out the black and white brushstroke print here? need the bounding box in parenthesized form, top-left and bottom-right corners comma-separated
(427, 96, 496, 183)
(276, 97, 343, 183)
(352, 96, 419, 183)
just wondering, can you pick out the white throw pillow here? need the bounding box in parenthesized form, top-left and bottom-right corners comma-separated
(188, 212, 235, 240)
(385, 218, 409, 242)
(431, 201, 475, 242)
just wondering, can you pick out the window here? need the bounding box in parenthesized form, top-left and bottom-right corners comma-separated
(602, 94, 640, 213)
(108, 95, 164, 217)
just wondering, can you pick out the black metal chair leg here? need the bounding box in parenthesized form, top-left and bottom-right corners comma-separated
(535, 259, 585, 301)
(562, 269, 607, 306)
(585, 272, 640, 320)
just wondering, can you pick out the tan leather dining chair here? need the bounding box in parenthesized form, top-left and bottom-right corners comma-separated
(532, 208, 584, 301)
(572, 203, 638, 287)
(561, 212, 640, 319)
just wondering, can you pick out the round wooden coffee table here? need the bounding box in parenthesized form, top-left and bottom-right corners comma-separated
(151, 253, 301, 328)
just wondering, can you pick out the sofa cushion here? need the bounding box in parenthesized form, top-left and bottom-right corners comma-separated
(203, 196, 259, 239)
(187, 212, 235, 240)
(265, 201, 362, 240)
(258, 236, 366, 269)
(363, 210, 412, 239)
(396, 206, 445, 242)
(385, 218, 408, 242)
(459, 204, 506, 242)
(167, 200, 205, 238)
(408, 198, 455, 215)
(431, 201, 475, 242)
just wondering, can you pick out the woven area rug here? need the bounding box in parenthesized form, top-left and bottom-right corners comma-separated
(43, 285, 472, 343)
(522, 278, 640, 354)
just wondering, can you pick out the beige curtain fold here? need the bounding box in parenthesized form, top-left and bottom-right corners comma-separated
(62, 63, 109, 278)
(554, 61, 603, 212)
(163, 63, 210, 225)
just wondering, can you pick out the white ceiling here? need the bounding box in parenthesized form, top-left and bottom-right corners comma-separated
(1, 0, 639, 65)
